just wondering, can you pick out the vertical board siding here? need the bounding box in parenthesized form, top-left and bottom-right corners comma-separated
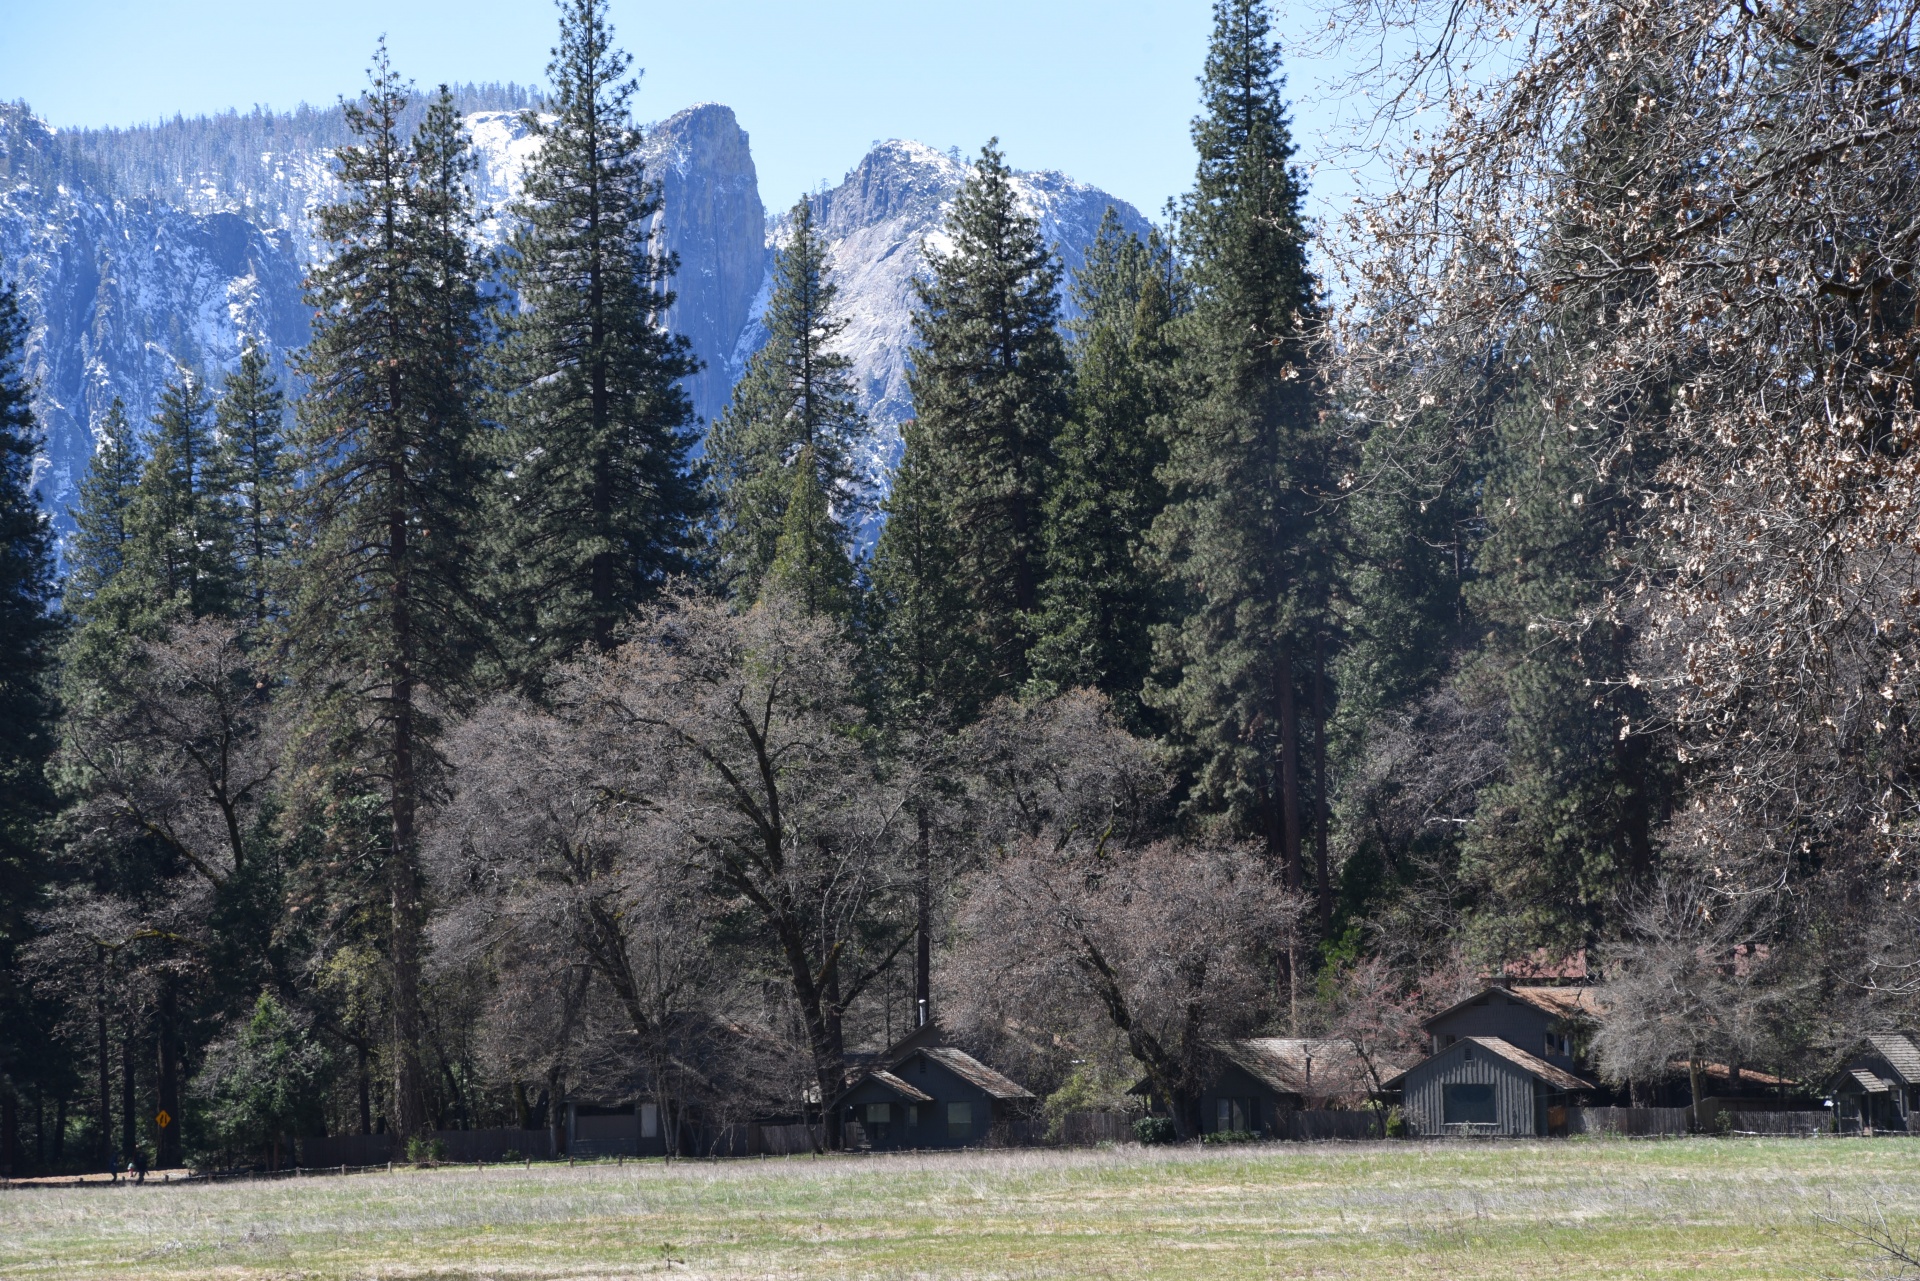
(1401, 1043, 1539, 1137)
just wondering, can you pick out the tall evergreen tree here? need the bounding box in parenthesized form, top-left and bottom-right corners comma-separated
(879, 139, 1071, 714)
(1148, 0, 1336, 909)
(125, 371, 235, 621)
(868, 419, 969, 718)
(493, 0, 701, 667)
(0, 272, 60, 1171)
(286, 60, 488, 1141)
(707, 197, 869, 603)
(761, 444, 858, 620)
(64, 399, 142, 616)
(214, 345, 290, 624)
(1030, 213, 1181, 728)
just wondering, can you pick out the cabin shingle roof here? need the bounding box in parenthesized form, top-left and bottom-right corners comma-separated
(919, 1047, 1035, 1100)
(1867, 1033, 1920, 1085)
(1387, 1036, 1592, 1092)
(1420, 983, 1607, 1032)
(1850, 1067, 1895, 1093)
(865, 1070, 934, 1103)
(1213, 1038, 1401, 1099)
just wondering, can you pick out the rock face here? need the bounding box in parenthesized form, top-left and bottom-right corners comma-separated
(733, 141, 1153, 485)
(639, 105, 766, 430)
(0, 107, 309, 532)
(3, 97, 1146, 546)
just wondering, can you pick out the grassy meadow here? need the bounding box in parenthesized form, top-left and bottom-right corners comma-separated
(2, 1137, 1915, 1280)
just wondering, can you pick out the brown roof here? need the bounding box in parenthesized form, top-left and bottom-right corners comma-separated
(1665, 1059, 1794, 1089)
(1387, 1037, 1593, 1092)
(1422, 983, 1607, 1030)
(916, 1047, 1035, 1101)
(1214, 1038, 1403, 1100)
(865, 1070, 934, 1103)
(1868, 1034, 1920, 1085)
(1507, 985, 1608, 1020)
(1850, 1067, 1894, 1094)
(1468, 1037, 1593, 1091)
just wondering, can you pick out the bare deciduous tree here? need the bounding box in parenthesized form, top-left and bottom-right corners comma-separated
(947, 832, 1302, 1137)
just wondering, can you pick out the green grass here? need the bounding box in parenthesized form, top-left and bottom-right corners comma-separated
(3, 1138, 1915, 1279)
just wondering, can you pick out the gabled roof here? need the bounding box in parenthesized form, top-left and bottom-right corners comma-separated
(1849, 1067, 1894, 1094)
(1420, 984, 1606, 1031)
(864, 1070, 934, 1103)
(1867, 1033, 1920, 1085)
(916, 1047, 1035, 1101)
(1386, 1036, 1593, 1092)
(1213, 1038, 1402, 1099)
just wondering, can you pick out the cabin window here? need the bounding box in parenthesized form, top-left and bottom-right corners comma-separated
(866, 1103, 890, 1126)
(640, 1103, 659, 1139)
(1545, 1034, 1557, 1057)
(908, 1105, 919, 1128)
(1462, 1045, 1473, 1061)
(947, 1102, 973, 1137)
(1443, 1083, 1497, 1125)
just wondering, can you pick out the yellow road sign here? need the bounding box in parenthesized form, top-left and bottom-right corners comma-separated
(155, 1110, 172, 1129)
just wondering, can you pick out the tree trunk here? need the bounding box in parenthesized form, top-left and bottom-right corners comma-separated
(1688, 1056, 1707, 1132)
(1312, 631, 1333, 928)
(120, 1027, 136, 1167)
(95, 956, 111, 1173)
(915, 807, 932, 1026)
(1276, 642, 1303, 892)
(53, 1093, 66, 1166)
(388, 486, 429, 1143)
(156, 982, 181, 1169)
(1, 1088, 16, 1178)
(358, 1042, 372, 1136)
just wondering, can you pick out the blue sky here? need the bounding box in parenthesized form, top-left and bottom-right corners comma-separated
(2, 0, 1379, 230)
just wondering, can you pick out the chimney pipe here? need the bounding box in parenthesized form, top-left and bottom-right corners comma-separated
(917, 998, 928, 1028)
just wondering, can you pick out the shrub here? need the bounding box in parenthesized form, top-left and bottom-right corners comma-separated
(406, 1135, 448, 1164)
(1199, 1129, 1258, 1145)
(1132, 1116, 1178, 1145)
(1384, 1107, 1408, 1139)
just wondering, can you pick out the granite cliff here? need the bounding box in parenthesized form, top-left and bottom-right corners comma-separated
(1, 97, 1147, 543)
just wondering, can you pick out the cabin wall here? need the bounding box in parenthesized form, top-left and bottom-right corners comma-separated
(1400, 1044, 1539, 1137)
(1198, 1063, 1295, 1136)
(1428, 994, 1557, 1059)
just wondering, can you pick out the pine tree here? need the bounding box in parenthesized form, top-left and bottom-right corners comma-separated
(214, 344, 289, 623)
(1147, 0, 1336, 909)
(868, 419, 970, 718)
(761, 444, 858, 620)
(0, 272, 60, 1155)
(1029, 213, 1180, 727)
(286, 60, 488, 1141)
(493, 0, 701, 667)
(884, 139, 1071, 712)
(125, 371, 235, 620)
(707, 197, 869, 603)
(65, 398, 142, 615)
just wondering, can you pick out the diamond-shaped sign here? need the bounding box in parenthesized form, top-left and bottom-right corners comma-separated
(155, 1110, 172, 1129)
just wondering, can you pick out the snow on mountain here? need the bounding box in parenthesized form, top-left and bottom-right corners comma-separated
(3, 98, 1148, 550)
(735, 140, 1154, 487)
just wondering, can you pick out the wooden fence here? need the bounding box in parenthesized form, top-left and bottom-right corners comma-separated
(1059, 1110, 1137, 1146)
(1566, 1107, 1692, 1137)
(298, 1128, 556, 1166)
(1287, 1110, 1384, 1141)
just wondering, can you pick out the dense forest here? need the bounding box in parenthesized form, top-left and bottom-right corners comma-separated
(1, 0, 1916, 1170)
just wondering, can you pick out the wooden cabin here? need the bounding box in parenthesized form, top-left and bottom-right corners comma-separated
(1387, 1035, 1593, 1137)
(1422, 984, 1604, 1075)
(1133, 1038, 1401, 1137)
(1829, 1033, 1920, 1133)
(835, 1046, 1035, 1150)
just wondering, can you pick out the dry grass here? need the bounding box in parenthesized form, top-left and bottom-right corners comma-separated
(2, 1137, 1915, 1279)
